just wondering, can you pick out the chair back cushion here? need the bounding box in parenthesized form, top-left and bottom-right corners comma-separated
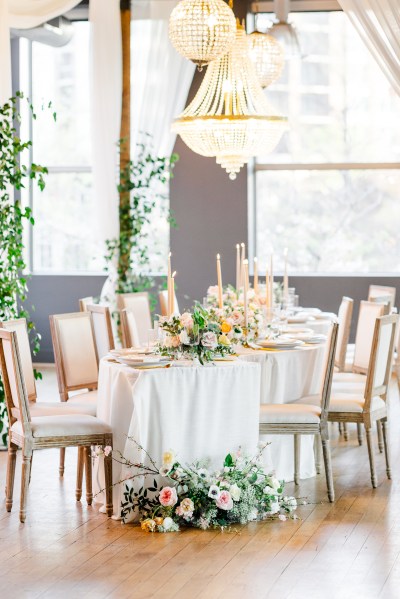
(0, 319, 36, 401)
(87, 305, 114, 359)
(365, 314, 398, 409)
(353, 301, 385, 374)
(51, 313, 98, 390)
(0, 328, 31, 431)
(117, 293, 152, 346)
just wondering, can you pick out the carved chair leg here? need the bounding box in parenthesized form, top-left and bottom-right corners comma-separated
(59, 448, 66, 477)
(357, 423, 363, 446)
(20, 449, 32, 523)
(76, 446, 85, 502)
(343, 423, 349, 441)
(29, 452, 33, 485)
(382, 420, 391, 480)
(85, 447, 93, 506)
(294, 435, 301, 485)
(365, 427, 377, 488)
(321, 438, 335, 502)
(338, 422, 343, 435)
(6, 442, 17, 512)
(104, 436, 113, 517)
(314, 435, 321, 475)
(376, 420, 384, 453)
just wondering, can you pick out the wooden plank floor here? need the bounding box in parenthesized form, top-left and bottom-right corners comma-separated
(1, 367, 400, 598)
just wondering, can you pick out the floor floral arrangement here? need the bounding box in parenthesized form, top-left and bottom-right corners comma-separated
(101, 442, 299, 532)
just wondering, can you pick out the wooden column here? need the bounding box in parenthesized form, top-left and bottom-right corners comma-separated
(118, 0, 131, 287)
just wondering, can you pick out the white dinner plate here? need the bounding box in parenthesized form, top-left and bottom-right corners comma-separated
(115, 356, 172, 368)
(281, 327, 314, 335)
(110, 348, 153, 357)
(287, 316, 309, 324)
(256, 338, 303, 350)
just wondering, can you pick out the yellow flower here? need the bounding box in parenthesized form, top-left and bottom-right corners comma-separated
(154, 517, 164, 526)
(141, 518, 156, 532)
(218, 334, 231, 346)
(163, 450, 175, 466)
(221, 321, 232, 333)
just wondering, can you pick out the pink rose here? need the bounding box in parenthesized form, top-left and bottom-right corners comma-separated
(216, 490, 233, 511)
(180, 312, 194, 329)
(231, 310, 244, 325)
(207, 285, 219, 298)
(103, 445, 112, 457)
(165, 335, 181, 349)
(159, 486, 178, 507)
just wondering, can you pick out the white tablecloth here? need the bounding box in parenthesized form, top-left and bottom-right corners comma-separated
(94, 359, 261, 516)
(238, 344, 326, 481)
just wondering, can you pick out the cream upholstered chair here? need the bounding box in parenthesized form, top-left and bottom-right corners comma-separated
(86, 305, 115, 359)
(368, 285, 396, 309)
(120, 308, 140, 348)
(327, 314, 397, 488)
(333, 301, 387, 444)
(159, 289, 180, 317)
(0, 328, 113, 523)
(334, 297, 353, 373)
(50, 312, 99, 475)
(79, 296, 94, 312)
(260, 322, 338, 503)
(117, 292, 152, 347)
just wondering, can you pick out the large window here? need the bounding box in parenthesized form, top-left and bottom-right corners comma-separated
(252, 11, 400, 274)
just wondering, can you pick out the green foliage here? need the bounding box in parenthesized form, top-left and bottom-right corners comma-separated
(0, 92, 50, 445)
(104, 139, 178, 298)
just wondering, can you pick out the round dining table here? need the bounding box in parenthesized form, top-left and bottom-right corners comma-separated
(238, 343, 326, 481)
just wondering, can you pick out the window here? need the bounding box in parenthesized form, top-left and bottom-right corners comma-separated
(252, 11, 400, 274)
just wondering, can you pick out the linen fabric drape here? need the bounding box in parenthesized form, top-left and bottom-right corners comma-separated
(0, 0, 81, 103)
(338, 0, 400, 96)
(90, 0, 195, 244)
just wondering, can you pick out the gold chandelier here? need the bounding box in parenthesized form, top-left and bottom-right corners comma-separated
(172, 23, 288, 180)
(169, 0, 236, 70)
(248, 31, 284, 88)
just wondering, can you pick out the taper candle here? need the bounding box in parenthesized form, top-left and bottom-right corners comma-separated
(254, 257, 258, 294)
(283, 247, 289, 302)
(243, 259, 249, 329)
(216, 253, 223, 309)
(171, 271, 176, 315)
(235, 244, 240, 291)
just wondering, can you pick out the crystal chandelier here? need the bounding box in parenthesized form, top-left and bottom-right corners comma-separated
(248, 31, 284, 88)
(172, 23, 288, 180)
(169, 0, 236, 70)
(268, 0, 302, 59)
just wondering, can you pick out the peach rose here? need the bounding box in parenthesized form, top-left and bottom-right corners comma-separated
(221, 321, 232, 333)
(180, 312, 194, 329)
(215, 490, 233, 511)
(159, 486, 178, 507)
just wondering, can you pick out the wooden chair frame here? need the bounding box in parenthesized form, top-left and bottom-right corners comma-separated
(368, 285, 396, 309)
(0, 318, 37, 403)
(120, 308, 134, 348)
(79, 296, 94, 312)
(260, 322, 339, 502)
(328, 314, 398, 488)
(335, 297, 353, 372)
(0, 329, 113, 522)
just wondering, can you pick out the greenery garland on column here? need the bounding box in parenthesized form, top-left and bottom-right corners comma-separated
(0, 92, 51, 445)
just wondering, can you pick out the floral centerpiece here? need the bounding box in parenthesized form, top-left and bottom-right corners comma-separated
(157, 304, 241, 363)
(110, 442, 299, 531)
(207, 285, 264, 343)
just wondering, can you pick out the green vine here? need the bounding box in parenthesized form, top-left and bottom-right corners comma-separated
(0, 92, 51, 445)
(105, 139, 178, 299)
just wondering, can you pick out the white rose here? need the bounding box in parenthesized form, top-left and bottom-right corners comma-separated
(286, 497, 297, 512)
(229, 484, 241, 502)
(263, 485, 277, 496)
(179, 330, 190, 344)
(269, 501, 280, 515)
(201, 331, 218, 350)
(271, 477, 281, 491)
(162, 517, 173, 530)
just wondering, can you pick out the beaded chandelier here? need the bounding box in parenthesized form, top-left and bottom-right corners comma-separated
(169, 0, 236, 70)
(172, 23, 288, 180)
(248, 31, 284, 88)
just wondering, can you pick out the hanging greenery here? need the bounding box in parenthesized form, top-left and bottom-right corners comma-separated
(0, 92, 52, 445)
(104, 139, 178, 296)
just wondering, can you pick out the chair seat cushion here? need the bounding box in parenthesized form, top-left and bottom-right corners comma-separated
(69, 390, 98, 404)
(260, 403, 321, 424)
(11, 414, 112, 438)
(296, 393, 385, 414)
(11, 400, 97, 420)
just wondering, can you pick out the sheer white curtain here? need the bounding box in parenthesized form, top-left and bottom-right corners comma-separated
(131, 0, 195, 158)
(90, 0, 195, 244)
(0, 0, 80, 103)
(89, 0, 121, 244)
(339, 0, 400, 96)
